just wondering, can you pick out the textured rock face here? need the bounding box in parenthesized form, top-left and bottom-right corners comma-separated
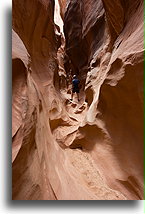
(12, 0, 143, 200)
(58, 0, 67, 19)
(64, 0, 105, 82)
(64, 0, 143, 199)
(95, 0, 144, 199)
(12, 0, 59, 200)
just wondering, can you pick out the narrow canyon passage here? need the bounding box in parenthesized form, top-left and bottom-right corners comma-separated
(12, 0, 144, 200)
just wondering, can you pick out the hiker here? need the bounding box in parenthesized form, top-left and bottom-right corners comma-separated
(71, 75, 80, 102)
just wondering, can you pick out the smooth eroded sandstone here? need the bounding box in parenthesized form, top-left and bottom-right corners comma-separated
(12, 0, 143, 200)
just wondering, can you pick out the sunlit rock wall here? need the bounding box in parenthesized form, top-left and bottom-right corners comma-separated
(12, 0, 143, 200)
(64, 0, 144, 199)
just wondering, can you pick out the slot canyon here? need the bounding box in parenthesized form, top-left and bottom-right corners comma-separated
(12, 0, 144, 200)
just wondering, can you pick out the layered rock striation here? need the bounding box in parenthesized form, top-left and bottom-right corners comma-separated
(12, 0, 143, 200)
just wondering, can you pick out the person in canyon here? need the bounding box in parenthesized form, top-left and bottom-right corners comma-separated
(70, 75, 80, 102)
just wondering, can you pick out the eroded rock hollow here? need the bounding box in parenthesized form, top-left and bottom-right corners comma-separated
(12, 0, 144, 200)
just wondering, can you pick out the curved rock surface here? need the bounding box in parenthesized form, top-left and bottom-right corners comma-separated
(12, 0, 143, 200)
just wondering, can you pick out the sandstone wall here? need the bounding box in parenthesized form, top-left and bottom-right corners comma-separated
(12, 0, 63, 200)
(63, 0, 143, 199)
(12, 0, 143, 200)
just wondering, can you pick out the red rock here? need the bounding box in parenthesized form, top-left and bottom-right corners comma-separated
(12, 0, 143, 200)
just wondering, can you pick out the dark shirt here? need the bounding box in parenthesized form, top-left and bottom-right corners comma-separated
(72, 79, 80, 89)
